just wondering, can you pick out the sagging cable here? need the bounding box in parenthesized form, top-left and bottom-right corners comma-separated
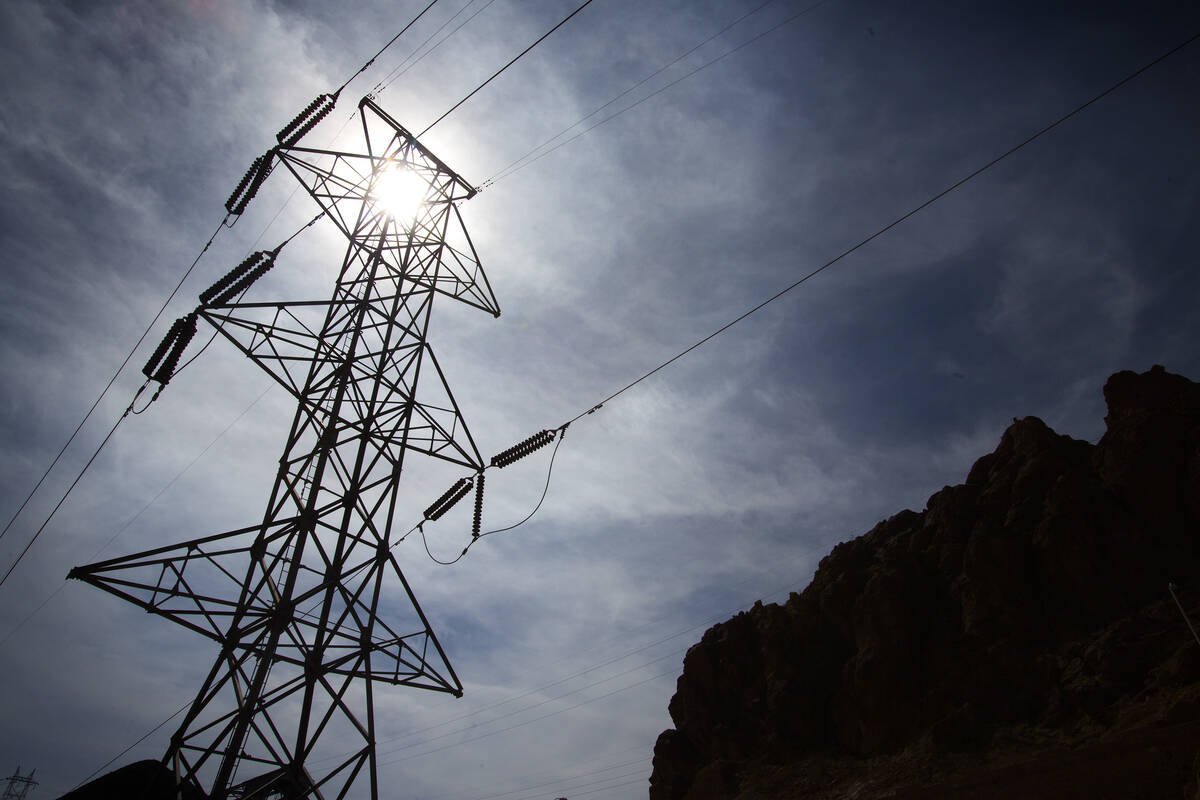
(225, 150, 275, 216)
(129, 381, 161, 415)
(423, 477, 473, 522)
(142, 313, 198, 385)
(490, 429, 556, 468)
(276, 93, 339, 147)
(413, 425, 570, 567)
(201, 250, 279, 306)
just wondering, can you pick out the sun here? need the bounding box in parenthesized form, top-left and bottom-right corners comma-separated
(370, 162, 428, 223)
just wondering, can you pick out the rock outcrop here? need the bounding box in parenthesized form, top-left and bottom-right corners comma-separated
(57, 759, 206, 800)
(650, 365, 1200, 799)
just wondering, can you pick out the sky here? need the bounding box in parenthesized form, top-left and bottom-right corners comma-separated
(0, 0, 1198, 797)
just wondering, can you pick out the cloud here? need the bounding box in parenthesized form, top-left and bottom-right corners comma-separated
(2, 2, 1199, 798)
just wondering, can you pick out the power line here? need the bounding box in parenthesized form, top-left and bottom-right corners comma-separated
(457, 744, 649, 800)
(558, 25, 1200, 427)
(428, 754, 650, 800)
(365, 631, 664, 750)
(1, 0, 800, 582)
(406, 21, 1200, 573)
(525, 767, 650, 800)
(70, 91, 502, 799)
(375, 646, 685, 760)
(372, 0, 502, 97)
(68, 701, 191, 792)
(308, 579, 802, 773)
(0, 209, 323, 589)
(419, 0, 598, 136)
(481, 0, 808, 188)
(37, 12, 1200, 797)
(71, 559, 801, 791)
(0, 0, 444, 581)
(277, 0, 1199, 603)
(1, 0, 604, 581)
(0, 401, 132, 589)
(400, 581, 796, 744)
(0, 0, 625, 584)
(0, 216, 225, 549)
(0, 587, 61, 649)
(477, 764, 651, 800)
(415, 424, 569, 565)
(379, 666, 677, 766)
(335, 0, 444, 94)
(563, 774, 651, 800)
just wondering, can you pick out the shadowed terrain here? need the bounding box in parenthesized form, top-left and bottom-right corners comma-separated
(651, 365, 1200, 799)
(56, 760, 205, 800)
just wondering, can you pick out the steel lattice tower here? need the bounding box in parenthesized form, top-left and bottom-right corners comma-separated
(2, 766, 38, 800)
(71, 97, 499, 800)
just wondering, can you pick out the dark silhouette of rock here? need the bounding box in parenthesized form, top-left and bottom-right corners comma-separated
(650, 366, 1200, 799)
(56, 759, 206, 800)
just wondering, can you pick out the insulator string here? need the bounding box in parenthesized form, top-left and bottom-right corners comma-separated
(412, 425, 567, 565)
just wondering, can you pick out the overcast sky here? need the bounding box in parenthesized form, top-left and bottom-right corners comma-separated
(1, 1, 1198, 798)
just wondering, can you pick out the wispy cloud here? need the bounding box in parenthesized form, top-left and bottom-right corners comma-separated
(1, 1, 1198, 798)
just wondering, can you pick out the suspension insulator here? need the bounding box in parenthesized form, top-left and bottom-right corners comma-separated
(490, 429, 556, 468)
(199, 251, 271, 305)
(207, 251, 277, 305)
(225, 150, 275, 216)
(472, 472, 485, 538)
(276, 93, 338, 147)
(144, 313, 198, 384)
(424, 477, 473, 521)
(142, 316, 185, 380)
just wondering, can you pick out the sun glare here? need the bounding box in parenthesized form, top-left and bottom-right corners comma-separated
(370, 164, 427, 223)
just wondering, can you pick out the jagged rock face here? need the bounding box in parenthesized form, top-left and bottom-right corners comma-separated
(650, 366, 1200, 800)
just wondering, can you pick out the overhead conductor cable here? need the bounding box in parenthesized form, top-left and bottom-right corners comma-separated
(0, 3, 445, 587)
(223, 0, 443, 218)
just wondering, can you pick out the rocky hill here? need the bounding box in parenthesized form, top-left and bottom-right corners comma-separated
(650, 365, 1200, 799)
(57, 759, 205, 800)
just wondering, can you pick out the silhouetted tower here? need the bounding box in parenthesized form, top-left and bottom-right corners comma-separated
(2, 767, 37, 800)
(71, 97, 498, 799)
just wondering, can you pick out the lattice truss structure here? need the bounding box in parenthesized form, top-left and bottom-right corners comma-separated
(70, 98, 499, 800)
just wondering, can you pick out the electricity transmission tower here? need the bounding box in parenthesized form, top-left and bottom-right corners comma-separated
(71, 97, 498, 799)
(1, 767, 37, 800)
